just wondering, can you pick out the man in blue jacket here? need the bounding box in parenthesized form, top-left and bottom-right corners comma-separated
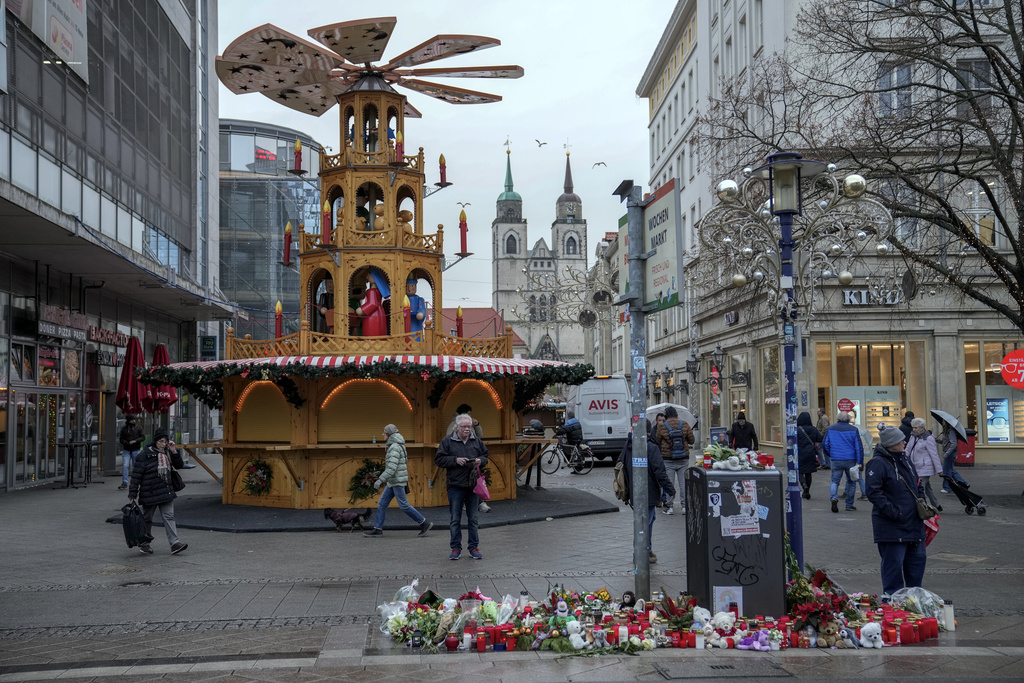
(821, 411, 864, 513)
(617, 419, 674, 565)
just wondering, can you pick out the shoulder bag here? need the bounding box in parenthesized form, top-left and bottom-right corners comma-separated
(887, 457, 937, 520)
(170, 469, 186, 492)
(473, 463, 491, 501)
(798, 426, 823, 461)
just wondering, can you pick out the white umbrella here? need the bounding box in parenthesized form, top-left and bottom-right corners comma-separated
(645, 403, 698, 430)
(930, 409, 968, 443)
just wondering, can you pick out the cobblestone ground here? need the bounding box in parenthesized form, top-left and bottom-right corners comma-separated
(1, 462, 1022, 681)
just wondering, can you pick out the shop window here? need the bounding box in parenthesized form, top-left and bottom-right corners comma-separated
(760, 346, 781, 443)
(970, 340, 1024, 445)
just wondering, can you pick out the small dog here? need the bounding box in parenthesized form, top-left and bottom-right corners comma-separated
(324, 507, 373, 532)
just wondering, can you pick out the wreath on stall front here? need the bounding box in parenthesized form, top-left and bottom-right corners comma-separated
(349, 458, 385, 504)
(242, 457, 273, 496)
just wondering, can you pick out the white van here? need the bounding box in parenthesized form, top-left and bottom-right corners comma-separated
(565, 375, 631, 459)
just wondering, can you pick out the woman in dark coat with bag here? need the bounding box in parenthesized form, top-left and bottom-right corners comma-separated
(796, 412, 823, 500)
(864, 426, 926, 599)
(128, 428, 188, 555)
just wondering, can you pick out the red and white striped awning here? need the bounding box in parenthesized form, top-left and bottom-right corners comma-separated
(164, 355, 570, 376)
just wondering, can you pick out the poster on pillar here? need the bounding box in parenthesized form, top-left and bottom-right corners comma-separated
(642, 179, 683, 312)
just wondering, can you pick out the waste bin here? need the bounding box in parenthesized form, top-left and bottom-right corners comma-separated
(956, 428, 977, 467)
(684, 466, 786, 618)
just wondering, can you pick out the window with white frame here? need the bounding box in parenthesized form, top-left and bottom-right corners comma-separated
(753, 0, 763, 49)
(878, 62, 912, 118)
(956, 177, 1000, 247)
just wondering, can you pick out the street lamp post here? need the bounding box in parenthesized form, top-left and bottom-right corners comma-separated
(700, 151, 893, 572)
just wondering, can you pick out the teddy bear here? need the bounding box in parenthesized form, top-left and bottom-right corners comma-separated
(566, 620, 590, 650)
(712, 455, 746, 470)
(707, 611, 740, 648)
(839, 626, 861, 649)
(817, 619, 843, 648)
(737, 630, 772, 651)
(591, 627, 610, 649)
(691, 606, 712, 631)
(859, 621, 884, 649)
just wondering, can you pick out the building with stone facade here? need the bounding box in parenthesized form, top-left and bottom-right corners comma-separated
(636, 0, 1023, 463)
(491, 151, 588, 362)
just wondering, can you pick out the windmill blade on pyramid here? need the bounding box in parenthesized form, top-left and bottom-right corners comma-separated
(397, 78, 502, 104)
(382, 34, 501, 69)
(307, 17, 397, 66)
(217, 18, 522, 116)
(396, 65, 524, 79)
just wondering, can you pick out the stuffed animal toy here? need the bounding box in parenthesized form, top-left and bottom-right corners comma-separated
(566, 620, 590, 650)
(859, 622, 884, 649)
(531, 631, 548, 650)
(324, 507, 373, 532)
(839, 626, 861, 649)
(712, 455, 747, 471)
(737, 630, 772, 651)
(691, 606, 712, 630)
(591, 628, 610, 649)
(817, 619, 842, 648)
(708, 611, 738, 648)
(548, 600, 577, 630)
(621, 591, 636, 609)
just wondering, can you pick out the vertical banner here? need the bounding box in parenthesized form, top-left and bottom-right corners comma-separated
(6, 0, 89, 84)
(642, 179, 681, 311)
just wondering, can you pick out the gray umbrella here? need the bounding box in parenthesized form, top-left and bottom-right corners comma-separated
(930, 409, 968, 442)
(645, 402, 698, 431)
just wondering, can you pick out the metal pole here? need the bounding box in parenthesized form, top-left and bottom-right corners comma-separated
(778, 211, 804, 571)
(625, 184, 650, 599)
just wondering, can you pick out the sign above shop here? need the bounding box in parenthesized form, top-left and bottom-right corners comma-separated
(837, 398, 855, 412)
(89, 326, 129, 347)
(37, 320, 87, 342)
(40, 305, 89, 329)
(843, 289, 903, 306)
(93, 349, 125, 367)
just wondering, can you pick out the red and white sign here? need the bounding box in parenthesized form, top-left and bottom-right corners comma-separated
(1000, 350, 1024, 389)
(837, 398, 855, 412)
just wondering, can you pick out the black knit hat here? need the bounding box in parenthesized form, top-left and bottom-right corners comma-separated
(737, 411, 746, 420)
(153, 427, 170, 443)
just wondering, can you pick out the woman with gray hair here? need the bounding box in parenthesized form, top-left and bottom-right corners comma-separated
(364, 424, 432, 537)
(905, 417, 943, 511)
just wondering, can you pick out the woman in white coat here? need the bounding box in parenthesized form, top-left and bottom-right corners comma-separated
(905, 417, 943, 511)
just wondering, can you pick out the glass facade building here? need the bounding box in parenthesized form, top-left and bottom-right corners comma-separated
(219, 120, 322, 340)
(0, 0, 224, 491)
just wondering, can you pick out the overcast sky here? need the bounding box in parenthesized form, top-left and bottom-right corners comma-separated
(218, 0, 674, 309)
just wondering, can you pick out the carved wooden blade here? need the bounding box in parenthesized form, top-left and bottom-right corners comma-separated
(383, 34, 500, 69)
(221, 24, 344, 71)
(216, 57, 341, 95)
(308, 17, 397, 65)
(404, 101, 423, 119)
(259, 80, 351, 117)
(397, 78, 501, 104)
(395, 65, 524, 79)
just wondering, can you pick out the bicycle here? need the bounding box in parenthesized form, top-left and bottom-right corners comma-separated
(538, 437, 594, 475)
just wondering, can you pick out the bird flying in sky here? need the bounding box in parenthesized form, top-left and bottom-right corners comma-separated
(592, 161, 607, 168)
(535, 139, 547, 147)
(457, 201, 471, 207)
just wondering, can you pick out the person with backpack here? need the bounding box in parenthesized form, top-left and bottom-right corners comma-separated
(654, 406, 694, 515)
(616, 419, 674, 564)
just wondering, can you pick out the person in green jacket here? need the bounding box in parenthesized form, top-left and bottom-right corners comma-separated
(364, 424, 432, 537)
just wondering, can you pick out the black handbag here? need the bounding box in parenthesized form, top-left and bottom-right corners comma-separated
(887, 458, 937, 520)
(170, 469, 186, 492)
(121, 502, 153, 548)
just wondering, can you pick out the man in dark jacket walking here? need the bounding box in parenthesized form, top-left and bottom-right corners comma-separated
(435, 414, 489, 560)
(118, 416, 145, 490)
(865, 426, 927, 599)
(821, 411, 864, 512)
(127, 428, 187, 555)
(899, 411, 915, 440)
(617, 420, 675, 564)
(728, 412, 759, 451)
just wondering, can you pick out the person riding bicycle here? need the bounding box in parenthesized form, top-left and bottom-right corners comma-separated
(558, 412, 584, 447)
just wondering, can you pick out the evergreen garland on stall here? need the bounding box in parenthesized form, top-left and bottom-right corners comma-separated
(137, 360, 594, 411)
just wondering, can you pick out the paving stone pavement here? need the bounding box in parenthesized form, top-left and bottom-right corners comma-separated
(0, 459, 1022, 681)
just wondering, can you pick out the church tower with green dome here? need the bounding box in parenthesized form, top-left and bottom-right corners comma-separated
(492, 149, 527, 315)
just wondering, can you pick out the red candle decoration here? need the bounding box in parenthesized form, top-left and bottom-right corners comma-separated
(395, 130, 404, 162)
(321, 200, 331, 245)
(283, 221, 293, 265)
(476, 630, 486, 652)
(458, 208, 468, 254)
(456, 305, 464, 338)
(294, 138, 302, 171)
(274, 301, 283, 338)
(439, 153, 447, 184)
(403, 294, 412, 335)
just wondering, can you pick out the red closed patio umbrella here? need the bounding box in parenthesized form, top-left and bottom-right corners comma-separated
(115, 337, 149, 415)
(143, 344, 178, 413)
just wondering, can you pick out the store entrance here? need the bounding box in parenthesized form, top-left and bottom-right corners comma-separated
(11, 390, 78, 487)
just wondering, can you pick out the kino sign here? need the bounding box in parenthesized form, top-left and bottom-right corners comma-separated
(842, 289, 903, 306)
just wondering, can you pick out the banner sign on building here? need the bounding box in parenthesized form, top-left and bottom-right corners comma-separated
(642, 179, 683, 312)
(6, 0, 89, 84)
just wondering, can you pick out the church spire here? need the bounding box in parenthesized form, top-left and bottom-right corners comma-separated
(497, 149, 521, 202)
(563, 151, 574, 194)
